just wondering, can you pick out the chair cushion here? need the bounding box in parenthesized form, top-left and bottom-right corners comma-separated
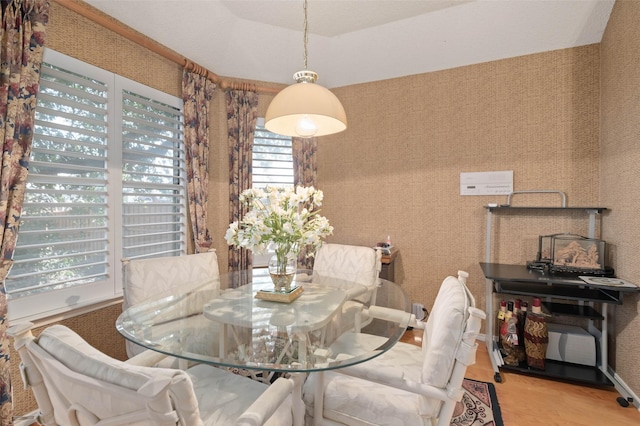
(36, 325, 291, 425)
(304, 335, 428, 425)
(304, 365, 429, 426)
(422, 275, 469, 388)
(37, 325, 202, 425)
(188, 364, 291, 426)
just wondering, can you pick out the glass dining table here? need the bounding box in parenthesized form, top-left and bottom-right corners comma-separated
(116, 269, 411, 425)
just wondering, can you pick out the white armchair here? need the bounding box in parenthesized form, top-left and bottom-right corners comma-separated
(303, 271, 486, 426)
(312, 243, 382, 336)
(121, 251, 220, 364)
(8, 322, 293, 426)
(312, 243, 382, 301)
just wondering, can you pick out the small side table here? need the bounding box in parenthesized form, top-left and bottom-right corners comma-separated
(380, 248, 398, 282)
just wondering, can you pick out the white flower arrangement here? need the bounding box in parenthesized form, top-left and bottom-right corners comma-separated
(225, 186, 333, 272)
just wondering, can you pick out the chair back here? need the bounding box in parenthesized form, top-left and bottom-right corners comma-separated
(421, 271, 485, 424)
(122, 251, 220, 357)
(312, 243, 382, 301)
(9, 323, 203, 426)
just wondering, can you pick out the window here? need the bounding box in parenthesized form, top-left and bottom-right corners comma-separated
(6, 49, 186, 322)
(251, 118, 294, 267)
(252, 118, 293, 190)
(121, 90, 186, 259)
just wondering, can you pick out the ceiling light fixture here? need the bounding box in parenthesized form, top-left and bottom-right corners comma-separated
(265, 0, 347, 138)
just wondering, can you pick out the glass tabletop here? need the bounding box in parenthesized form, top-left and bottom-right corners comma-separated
(116, 269, 411, 373)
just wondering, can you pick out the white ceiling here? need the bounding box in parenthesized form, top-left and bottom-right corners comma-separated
(84, 0, 615, 88)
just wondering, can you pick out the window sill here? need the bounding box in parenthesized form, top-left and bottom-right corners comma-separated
(14, 296, 124, 329)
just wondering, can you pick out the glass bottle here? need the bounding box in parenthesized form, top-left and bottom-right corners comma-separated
(496, 300, 507, 338)
(500, 301, 520, 365)
(524, 297, 549, 370)
(514, 299, 527, 363)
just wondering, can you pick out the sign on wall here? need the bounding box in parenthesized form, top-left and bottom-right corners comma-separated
(460, 170, 513, 195)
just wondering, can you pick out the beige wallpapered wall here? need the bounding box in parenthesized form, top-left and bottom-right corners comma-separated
(46, 4, 182, 97)
(9, 0, 640, 416)
(600, 0, 640, 396)
(321, 45, 600, 315)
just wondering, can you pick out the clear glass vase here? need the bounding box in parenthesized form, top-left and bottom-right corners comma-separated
(268, 249, 297, 292)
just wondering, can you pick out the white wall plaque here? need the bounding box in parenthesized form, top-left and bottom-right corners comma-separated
(460, 170, 513, 196)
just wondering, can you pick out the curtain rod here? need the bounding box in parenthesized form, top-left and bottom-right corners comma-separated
(55, 0, 282, 94)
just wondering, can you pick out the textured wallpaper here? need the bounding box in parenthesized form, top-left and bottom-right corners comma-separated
(322, 45, 600, 315)
(600, 0, 640, 399)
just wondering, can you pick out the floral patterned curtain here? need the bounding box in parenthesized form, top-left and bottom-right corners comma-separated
(292, 137, 318, 269)
(182, 71, 216, 253)
(0, 1, 49, 423)
(293, 136, 317, 187)
(226, 90, 258, 272)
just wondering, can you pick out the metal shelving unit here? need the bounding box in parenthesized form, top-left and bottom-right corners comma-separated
(481, 202, 640, 405)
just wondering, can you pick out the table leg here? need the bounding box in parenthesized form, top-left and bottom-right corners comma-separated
(298, 332, 308, 365)
(313, 371, 324, 425)
(218, 325, 225, 358)
(291, 372, 305, 426)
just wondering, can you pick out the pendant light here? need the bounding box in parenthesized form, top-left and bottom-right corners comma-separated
(265, 0, 347, 138)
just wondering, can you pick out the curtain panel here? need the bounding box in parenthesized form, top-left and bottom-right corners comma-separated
(0, 1, 50, 423)
(292, 136, 317, 188)
(292, 137, 318, 269)
(226, 90, 258, 272)
(182, 71, 216, 253)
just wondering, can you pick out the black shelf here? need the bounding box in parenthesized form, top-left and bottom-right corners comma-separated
(499, 359, 612, 387)
(493, 280, 621, 304)
(481, 263, 638, 305)
(542, 302, 603, 320)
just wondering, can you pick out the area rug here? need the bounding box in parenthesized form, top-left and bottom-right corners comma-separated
(450, 378, 504, 426)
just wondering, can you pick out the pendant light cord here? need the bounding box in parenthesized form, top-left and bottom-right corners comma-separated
(294, 0, 318, 84)
(303, 0, 308, 70)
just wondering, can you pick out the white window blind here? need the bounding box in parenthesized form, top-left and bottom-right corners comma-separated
(6, 49, 185, 321)
(7, 57, 110, 299)
(121, 90, 186, 260)
(251, 118, 293, 267)
(252, 118, 294, 189)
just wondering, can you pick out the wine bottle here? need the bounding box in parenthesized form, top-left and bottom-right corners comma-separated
(496, 300, 507, 337)
(500, 300, 520, 366)
(524, 297, 549, 370)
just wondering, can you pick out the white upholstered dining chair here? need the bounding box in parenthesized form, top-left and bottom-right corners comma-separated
(312, 243, 382, 335)
(8, 322, 294, 426)
(121, 251, 220, 360)
(312, 243, 382, 301)
(302, 271, 486, 426)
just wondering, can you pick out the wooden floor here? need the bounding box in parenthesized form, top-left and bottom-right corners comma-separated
(400, 329, 640, 425)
